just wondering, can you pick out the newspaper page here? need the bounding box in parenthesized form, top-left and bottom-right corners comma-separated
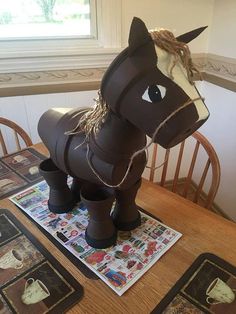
(10, 181, 182, 296)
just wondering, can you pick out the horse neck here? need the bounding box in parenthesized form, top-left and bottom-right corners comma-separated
(89, 110, 146, 164)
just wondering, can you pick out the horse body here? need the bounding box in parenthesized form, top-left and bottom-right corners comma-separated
(38, 17, 209, 248)
(39, 108, 146, 189)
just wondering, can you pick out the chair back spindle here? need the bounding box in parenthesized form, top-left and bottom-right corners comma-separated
(147, 131, 220, 209)
(172, 141, 185, 192)
(0, 117, 32, 156)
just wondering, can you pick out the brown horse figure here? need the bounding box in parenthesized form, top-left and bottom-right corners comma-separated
(38, 17, 209, 248)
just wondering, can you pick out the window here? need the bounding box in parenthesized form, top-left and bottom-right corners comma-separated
(0, 0, 95, 39)
(0, 0, 121, 73)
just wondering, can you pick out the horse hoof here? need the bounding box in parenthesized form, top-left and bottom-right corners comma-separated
(85, 230, 117, 249)
(47, 199, 76, 214)
(112, 211, 141, 231)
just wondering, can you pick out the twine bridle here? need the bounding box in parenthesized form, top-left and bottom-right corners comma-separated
(84, 96, 203, 188)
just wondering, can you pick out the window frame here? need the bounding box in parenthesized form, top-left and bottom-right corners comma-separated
(0, 0, 122, 73)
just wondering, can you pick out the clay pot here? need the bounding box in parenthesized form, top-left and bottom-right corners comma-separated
(38, 108, 147, 190)
(80, 184, 117, 249)
(112, 179, 141, 230)
(39, 158, 76, 213)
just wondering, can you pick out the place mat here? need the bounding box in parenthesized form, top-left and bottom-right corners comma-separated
(10, 180, 99, 280)
(0, 208, 83, 314)
(152, 253, 236, 314)
(10, 181, 182, 296)
(0, 148, 46, 199)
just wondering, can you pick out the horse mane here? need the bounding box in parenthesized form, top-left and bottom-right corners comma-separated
(65, 90, 109, 139)
(66, 29, 200, 139)
(149, 28, 200, 84)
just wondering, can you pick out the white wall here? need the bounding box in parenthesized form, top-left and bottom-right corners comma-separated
(0, 90, 97, 147)
(197, 82, 236, 220)
(208, 0, 236, 57)
(195, 0, 236, 220)
(121, 0, 214, 52)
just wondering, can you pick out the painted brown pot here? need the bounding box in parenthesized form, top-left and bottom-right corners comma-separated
(39, 158, 76, 213)
(80, 184, 116, 249)
(112, 179, 141, 231)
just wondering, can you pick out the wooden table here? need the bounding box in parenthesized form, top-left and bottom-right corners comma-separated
(1, 143, 236, 313)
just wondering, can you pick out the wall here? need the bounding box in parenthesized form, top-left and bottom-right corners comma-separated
(0, 90, 97, 147)
(193, 0, 236, 220)
(208, 0, 236, 58)
(197, 82, 236, 220)
(121, 0, 214, 52)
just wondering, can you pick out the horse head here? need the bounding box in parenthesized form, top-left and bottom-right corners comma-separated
(101, 17, 209, 148)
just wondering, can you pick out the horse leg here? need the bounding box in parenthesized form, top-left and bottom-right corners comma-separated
(80, 184, 117, 249)
(112, 179, 141, 231)
(39, 158, 76, 213)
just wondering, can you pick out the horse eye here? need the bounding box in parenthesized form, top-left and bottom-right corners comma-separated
(142, 85, 166, 103)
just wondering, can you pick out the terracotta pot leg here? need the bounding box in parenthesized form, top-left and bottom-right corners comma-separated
(39, 158, 76, 213)
(80, 184, 117, 249)
(112, 179, 141, 231)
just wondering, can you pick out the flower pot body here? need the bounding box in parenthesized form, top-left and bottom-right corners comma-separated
(39, 158, 76, 213)
(112, 179, 141, 230)
(80, 184, 117, 249)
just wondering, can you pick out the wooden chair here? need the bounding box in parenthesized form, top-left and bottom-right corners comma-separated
(0, 117, 32, 156)
(147, 131, 221, 209)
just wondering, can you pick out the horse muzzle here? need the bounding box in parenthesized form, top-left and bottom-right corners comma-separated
(153, 101, 209, 148)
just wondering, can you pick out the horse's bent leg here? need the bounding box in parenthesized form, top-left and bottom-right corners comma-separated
(80, 184, 117, 249)
(39, 158, 76, 213)
(112, 179, 141, 231)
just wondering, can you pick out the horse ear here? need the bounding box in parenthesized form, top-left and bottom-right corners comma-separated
(128, 17, 152, 55)
(176, 26, 208, 43)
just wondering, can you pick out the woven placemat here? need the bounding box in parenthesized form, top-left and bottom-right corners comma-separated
(0, 148, 46, 199)
(0, 208, 83, 314)
(152, 253, 236, 314)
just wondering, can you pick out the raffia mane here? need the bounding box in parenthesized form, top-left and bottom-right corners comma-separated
(67, 29, 200, 138)
(65, 90, 109, 139)
(149, 28, 200, 84)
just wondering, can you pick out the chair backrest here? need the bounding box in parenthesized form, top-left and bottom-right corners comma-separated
(147, 131, 221, 209)
(0, 117, 32, 156)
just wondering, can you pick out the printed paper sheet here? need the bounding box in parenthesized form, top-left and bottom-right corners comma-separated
(10, 181, 182, 296)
